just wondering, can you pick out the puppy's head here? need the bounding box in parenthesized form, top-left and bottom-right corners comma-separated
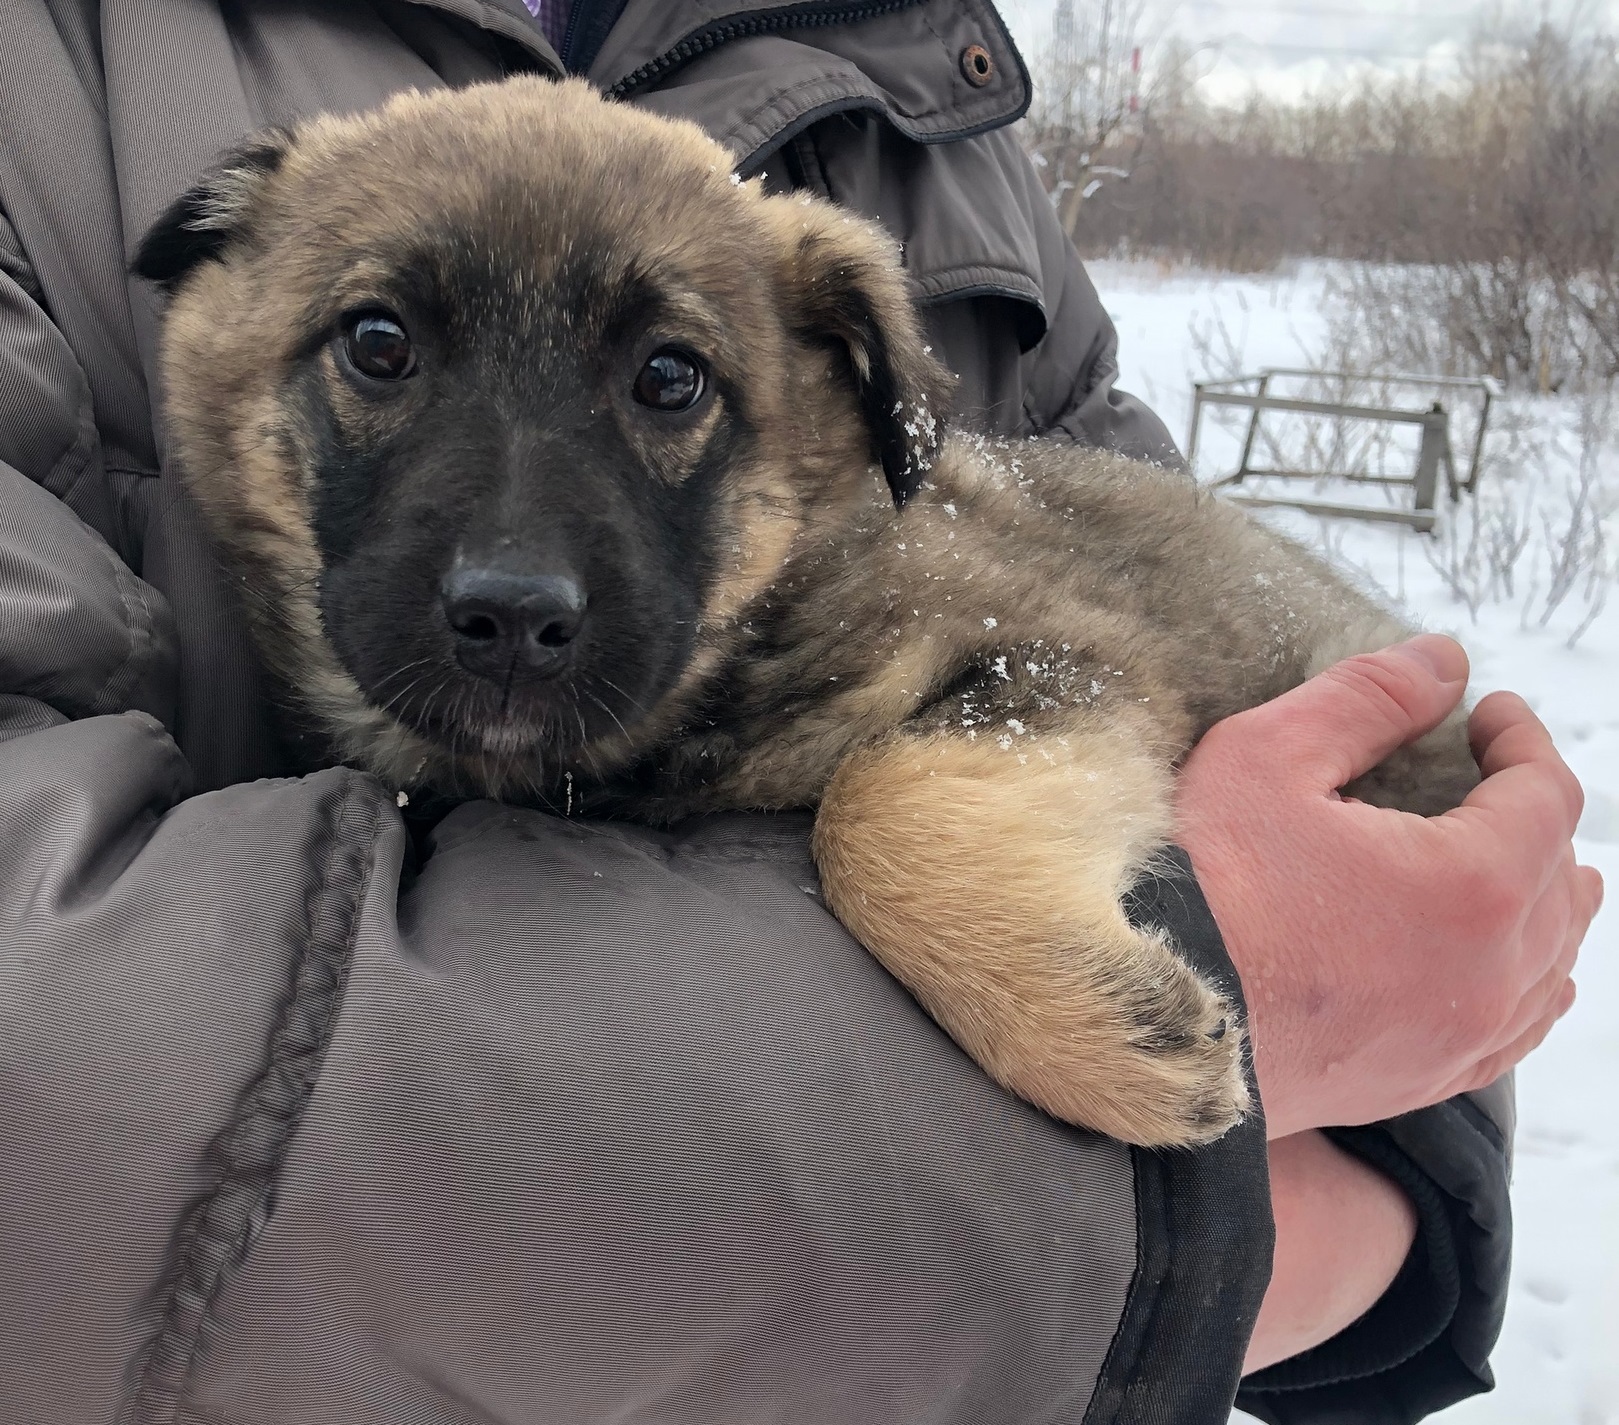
(137, 77, 952, 793)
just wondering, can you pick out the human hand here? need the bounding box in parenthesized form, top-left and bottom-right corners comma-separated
(1176, 634, 1603, 1140)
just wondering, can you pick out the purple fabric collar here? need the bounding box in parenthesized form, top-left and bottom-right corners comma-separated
(523, 0, 572, 55)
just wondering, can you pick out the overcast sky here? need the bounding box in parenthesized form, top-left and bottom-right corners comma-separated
(996, 0, 1619, 105)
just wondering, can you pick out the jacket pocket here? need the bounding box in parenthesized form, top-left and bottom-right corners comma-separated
(622, 1, 1049, 346)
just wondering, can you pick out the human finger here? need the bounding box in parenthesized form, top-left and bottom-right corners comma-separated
(1467, 694, 1585, 829)
(1447, 756, 1585, 878)
(1515, 848, 1598, 972)
(1484, 866, 1587, 1050)
(1578, 863, 1605, 920)
(1252, 635, 1469, 790)
(1491, 957, 1580, 1059)
(1452, 985, 1577, 1097)
(1467, 689, 1537, 764)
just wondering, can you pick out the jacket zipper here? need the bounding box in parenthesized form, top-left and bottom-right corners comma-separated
(558, 0, 588, 70)
(608, 0, 927, 99)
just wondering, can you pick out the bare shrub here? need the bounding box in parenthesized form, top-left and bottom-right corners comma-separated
(1407, 377, 1615, 646)
(1023, 9, 1619, 383)
(1424, 490, 1491, 621)
(1537, 382, 1619, 645)
(1021, 1, 1203, 242)
(1320, 22, 1619, 392)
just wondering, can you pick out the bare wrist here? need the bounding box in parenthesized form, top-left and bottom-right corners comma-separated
(1244, 1129, 1420, 1373)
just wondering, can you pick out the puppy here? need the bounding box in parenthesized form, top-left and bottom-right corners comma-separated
(136, 76, 1477, 1148)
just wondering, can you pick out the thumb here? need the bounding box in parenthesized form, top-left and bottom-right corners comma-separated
(1252, 634, 1470, 790)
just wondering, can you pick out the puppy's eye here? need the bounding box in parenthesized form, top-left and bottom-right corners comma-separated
(633, 348, 705, 411)
(343, 313, 416, 381)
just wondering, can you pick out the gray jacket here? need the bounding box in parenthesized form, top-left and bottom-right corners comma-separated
(0, 3, 1511, 1422)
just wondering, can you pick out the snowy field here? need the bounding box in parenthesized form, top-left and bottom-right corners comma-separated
(1087, 260, 1619, 1424)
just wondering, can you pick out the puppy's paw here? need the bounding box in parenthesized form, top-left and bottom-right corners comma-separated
(966, 928, 1252, 1150)
(1105, 982, 1251, 1149)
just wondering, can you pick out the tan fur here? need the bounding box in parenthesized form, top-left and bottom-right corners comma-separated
(814, 716, 1249, 1147)
(149, 76, 1478, 1147)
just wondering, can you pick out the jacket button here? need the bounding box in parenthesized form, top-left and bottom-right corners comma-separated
(960, 43, 994, 87)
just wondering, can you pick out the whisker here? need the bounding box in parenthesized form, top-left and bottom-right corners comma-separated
(382, 666, 445, 719)
(595, 674, 650, 720)
(583, 688, 632, 743)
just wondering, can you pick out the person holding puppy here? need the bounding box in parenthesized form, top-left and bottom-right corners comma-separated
(0, 3, 1598, 1424)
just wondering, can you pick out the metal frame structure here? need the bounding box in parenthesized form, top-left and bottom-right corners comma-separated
(1186, 369, 1497, 534)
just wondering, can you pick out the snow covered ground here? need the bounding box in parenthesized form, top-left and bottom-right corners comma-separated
(1086, 260, 1619, 1423)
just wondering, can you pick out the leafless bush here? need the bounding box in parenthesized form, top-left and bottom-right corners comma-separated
(1320, 262, 1581, 392)
(1021, 1, 1205, 241)
(1413, 377, 1616, 646)
(1034, 6, 1619, 642)
(1484, 490, 1536, 602)
(1023, 11, 1619, 377)
(1309, 17, 1619, 393)
(1425, 489, 1492, 621)
(1537, 383, 1618, 645)
(1417, 444, 1541, 624)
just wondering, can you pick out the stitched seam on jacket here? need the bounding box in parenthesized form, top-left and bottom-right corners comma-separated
(93, 535, 159, 716)
(735, 93, 886, 177)
(41, 3, 109, 120)
(13, 276, 160, 717)
(122, 781, 382, 1425)
(723, 27, 1031, 169)
(39, 395, 97, 498)
(915, 4, 962, 98)
(33, 400, 162, 718)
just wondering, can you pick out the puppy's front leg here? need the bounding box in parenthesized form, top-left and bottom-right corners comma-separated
(812, 711, 1249, 1148)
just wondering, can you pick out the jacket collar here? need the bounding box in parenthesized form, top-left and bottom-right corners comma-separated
(417, 0, 1026, 128)
(587, 0, 939, 93)
(464, 0, 952, 80)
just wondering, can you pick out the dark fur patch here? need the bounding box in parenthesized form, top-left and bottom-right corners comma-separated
(783, 229, 955, 505)
(133, 131, 293, 292)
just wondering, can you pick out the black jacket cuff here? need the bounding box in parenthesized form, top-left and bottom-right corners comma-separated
(1084, 847, 1275, 1425)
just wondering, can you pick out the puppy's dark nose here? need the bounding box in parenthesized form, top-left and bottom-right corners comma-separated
(440, 567, 587, 679)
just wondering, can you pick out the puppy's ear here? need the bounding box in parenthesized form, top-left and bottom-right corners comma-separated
(769, 199, 955, 507)
(133, 130, 294, 292)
